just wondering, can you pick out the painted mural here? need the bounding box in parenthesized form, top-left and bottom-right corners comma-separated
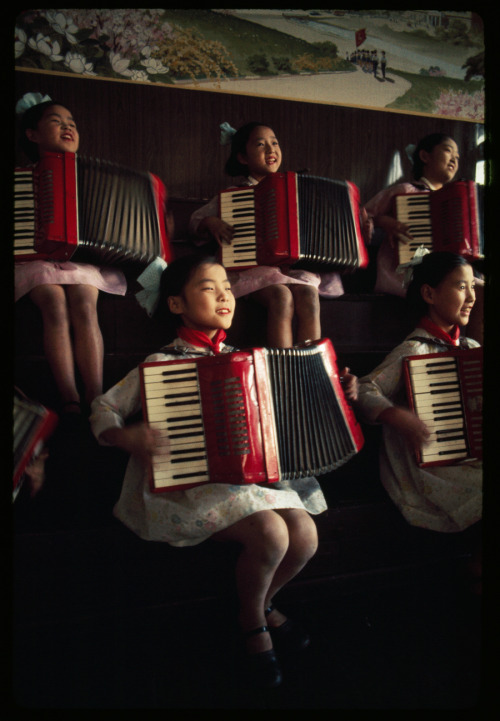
(15, 9, 485, 122)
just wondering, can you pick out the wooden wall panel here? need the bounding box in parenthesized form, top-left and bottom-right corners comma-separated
(15, 70, 480, 206)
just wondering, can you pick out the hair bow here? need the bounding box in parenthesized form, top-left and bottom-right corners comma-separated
(397, 246, 430, 288)
(134, 257, 168, 316)
(16, 92, 52, 116)
(405, 143, 417, 163)
(220, 121, 237, 146)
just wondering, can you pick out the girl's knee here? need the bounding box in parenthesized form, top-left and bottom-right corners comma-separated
(30, 285, 69, 326)
(282, 510, 319, 559)
(246, 510, 290, 564)
(291, 285, 320, 314)
(262, 285, 294, 316)
(66, 287, 99, 324)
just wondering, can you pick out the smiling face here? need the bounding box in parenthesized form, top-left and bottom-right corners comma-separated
(25, 104, 79, 155)
(237, 125, 282, 182)
(167, 262, 235, 338)
(422, 263, 476, 332)
(419, 137, 459, 188)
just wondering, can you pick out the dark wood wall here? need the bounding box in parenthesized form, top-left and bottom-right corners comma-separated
(15, 69, 481, 208)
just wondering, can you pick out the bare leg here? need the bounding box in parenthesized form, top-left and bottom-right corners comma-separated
(264, 509, 318, 626)
(65, 284, 104, 405)
(212, 510, 290, 653)
(289, 284, 321, 343)
(250, 285, 294, 348)
(213, 509, 318, 646)
(29, 284, 80, 408)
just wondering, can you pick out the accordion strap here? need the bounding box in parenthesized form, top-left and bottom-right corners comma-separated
(408, 335, 471, 350)
(157, 344, 237, 357)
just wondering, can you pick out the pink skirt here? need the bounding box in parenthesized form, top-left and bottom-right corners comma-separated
(228, 266, 344, 299)
(15, 261, 127, 302)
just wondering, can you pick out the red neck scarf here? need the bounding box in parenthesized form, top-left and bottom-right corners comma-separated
(418, 316, 460, 346)
(177, 326, 226, 353)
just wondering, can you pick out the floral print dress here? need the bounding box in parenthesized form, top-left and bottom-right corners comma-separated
(90, 337, 327, 546)
(354, 327, 482, 532)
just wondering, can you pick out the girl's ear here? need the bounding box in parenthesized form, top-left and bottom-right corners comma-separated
(237, 151, 248, 167)
(419, 148, 430, 167)
(167, 295, 185, 315)
(420, 283, 435, 305)
(25, 128, 38, 143)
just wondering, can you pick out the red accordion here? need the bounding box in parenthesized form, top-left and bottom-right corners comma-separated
(219, 172, 368, 272)
(139, 338, 364, 492)
(404, 347, 482, 467)
(14, 151, 171, 268)
(13, 388, 58, 500)
(394, 180, 484, 266)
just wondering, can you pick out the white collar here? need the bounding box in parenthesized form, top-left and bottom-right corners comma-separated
(419, 176, 438, 191)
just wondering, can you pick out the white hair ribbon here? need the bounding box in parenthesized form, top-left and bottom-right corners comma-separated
(397, 246, 430, 288)
(405, 143, 417, 163)
(134, 257, 168, 317)
(16, 92, 52, 116)
(220, 121, 237, 146)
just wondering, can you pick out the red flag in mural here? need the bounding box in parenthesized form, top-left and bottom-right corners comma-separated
(355, 29, 366, 47)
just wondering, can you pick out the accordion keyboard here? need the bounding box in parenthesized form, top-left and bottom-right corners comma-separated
(220, 188, 258, 268)
(141, 362, 210, 489)
(407, 355, 468, 464)
(14, 169, 36, 256)
(394, 194, 433, 265)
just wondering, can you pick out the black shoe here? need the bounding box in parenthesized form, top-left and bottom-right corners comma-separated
(265, 605, 311, 652)
(244, 625, 283, 688)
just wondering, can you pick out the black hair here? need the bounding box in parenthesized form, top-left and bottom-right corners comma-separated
(224, 121, 273, 177)
(406, 251, 471, 320)
(156, 253, 221, 326)
(411, 133, 455, 180)
(18, 99, 67, 162)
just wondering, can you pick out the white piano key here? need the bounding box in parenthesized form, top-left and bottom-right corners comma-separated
(220, 189, 258, 267)
(421, 448, 468, 463)
(405, 351, 482, 465)
(14, 170, 36, 254)
(141, 360, 211, 489)
(395, 195, 432, 263)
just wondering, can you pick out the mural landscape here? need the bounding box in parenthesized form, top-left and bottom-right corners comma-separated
(15, 9, 485, 121)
